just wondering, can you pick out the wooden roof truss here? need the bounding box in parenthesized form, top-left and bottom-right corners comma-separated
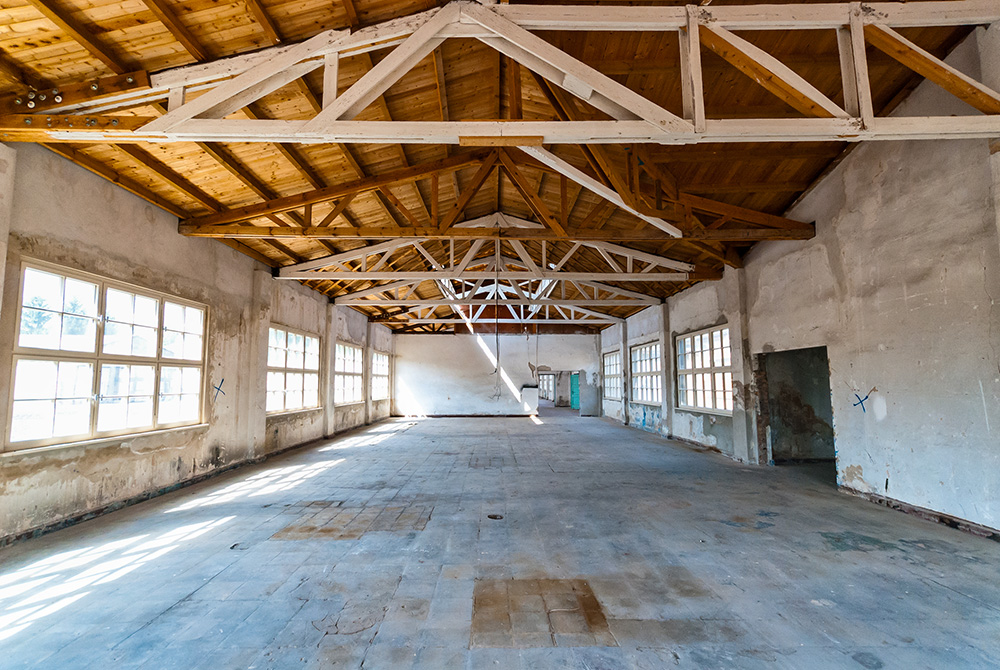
(6, 1, 1000, 146)
(0, 0, 995, 331)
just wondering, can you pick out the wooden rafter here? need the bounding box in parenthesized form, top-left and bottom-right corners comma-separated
(25, 0, 130, 74)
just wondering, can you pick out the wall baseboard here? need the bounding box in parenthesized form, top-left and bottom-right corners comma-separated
(0, 420, 387, 549)
(841, 486, 1000, 542)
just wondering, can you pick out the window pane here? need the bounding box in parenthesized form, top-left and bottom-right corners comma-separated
(160, 366, 181, 395)
(133, 326, 157, 358)
(64, 278, 98, 317)
(14, 359, 57, 400)
(127, 396, 153, 429)
(19, 309, 61, 350)
(158, 393, 181, 424)
(58, 361, 94, 399)
(97, 396, 126, 431)
(106, 288, 133, 323)
(164, 302, 185, 331)
(134, 295, 158, 327)
(100, 364, 128, 398)
(11, 400, 55, 442)
(182, 334, 202, 361)
(54, 398, 90, 437)
(179, 394, 200, 422)
(182, 367, 201, 394)
(23, 268, 64, 310)
(104, 321, 131, 356)
(129, 366, 155, 396)
(61, 314, 97, 352)
(185, 306, 204, 334)
(162, 330, 182, 359)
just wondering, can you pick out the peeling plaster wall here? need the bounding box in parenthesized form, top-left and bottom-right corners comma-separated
(0, 145, 391, 540)
(603, 29, 1000, 529)
(393, 333, 599, 416)
(624, 306, 667, 435)
(741, 32, 1000, 528)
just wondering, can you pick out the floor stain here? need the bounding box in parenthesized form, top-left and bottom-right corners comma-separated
(273, 498, 434, 540)
(470, 578, 617, 648)
(852, 650, 885, 669)
(820, 531, 898, 552)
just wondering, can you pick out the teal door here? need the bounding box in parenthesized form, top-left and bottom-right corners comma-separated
(570, 373, 580, 410)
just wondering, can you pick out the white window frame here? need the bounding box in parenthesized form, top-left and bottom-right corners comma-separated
(371, 351, 390, 401)
(7, 260, 207, 451)
(629, 341, 663, 405)
(334, 342, 364, 406)
(603, 350, 622, 400)
(675, 324, 733, 416)
(266, 324, 322, 415)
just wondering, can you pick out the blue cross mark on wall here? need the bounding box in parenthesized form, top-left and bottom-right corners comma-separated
(853, 393, 869, 413)
(213, 378, 226, 401)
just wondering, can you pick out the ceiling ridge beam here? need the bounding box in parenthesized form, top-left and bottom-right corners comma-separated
(179, 224, 815, 242)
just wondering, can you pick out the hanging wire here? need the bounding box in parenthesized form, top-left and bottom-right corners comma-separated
(490, 233, 503, 400)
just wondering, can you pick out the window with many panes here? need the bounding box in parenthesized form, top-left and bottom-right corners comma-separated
(630, 342, 662, 404)
(603, 351, 622, 400)
(539, 374, 554, 401)
(9, 263, 206, 449)
(676, 325, 732, 414)
(371, 351, 390, 401)
(266, 326, 320, 413)
(334, 343, 363, 405)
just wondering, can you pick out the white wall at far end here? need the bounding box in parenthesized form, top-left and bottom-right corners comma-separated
(394, 333, 599, 416)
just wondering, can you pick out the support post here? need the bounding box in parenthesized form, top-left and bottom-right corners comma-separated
(0, 143, 16, 319)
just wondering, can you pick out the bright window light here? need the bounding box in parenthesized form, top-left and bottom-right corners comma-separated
(9, 263, 207, 448)
(630, 341, 662, 405)
(371, 351, 390, 401)
(603, 351, 622, 400)
(266, 326, 320, 413)
(677, 325, 733, 414)
(334, 342, 363, 405)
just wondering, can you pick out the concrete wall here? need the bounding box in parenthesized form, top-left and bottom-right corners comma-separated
(393, 333, 599, 416)
(0, 144, 392, 540)
(600, 29, 1000, 530)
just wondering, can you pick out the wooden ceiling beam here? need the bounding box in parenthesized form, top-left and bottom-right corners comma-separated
(116, 144, 223, 213)
(186, 149, 488, 227)
(698, 24, 849, 119)
(179, 224, 814, 242)
(140, 0, 210, 61)
(438, 151, 499, 232)
(0, 50, 49, 91)
(864, 23, 1000, 115)
(25, 0, 130, 75)
(244, 0, 284, 44)
(498, 150, 566, 237)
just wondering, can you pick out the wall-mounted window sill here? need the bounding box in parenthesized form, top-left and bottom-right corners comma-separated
(2, 423, 210, 459)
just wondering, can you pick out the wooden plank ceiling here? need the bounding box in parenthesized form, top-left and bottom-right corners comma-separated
(0, 0, 972, 332)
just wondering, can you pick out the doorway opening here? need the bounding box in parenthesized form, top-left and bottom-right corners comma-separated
(760, 346, 836, 485)
(536, 370, 585, 417)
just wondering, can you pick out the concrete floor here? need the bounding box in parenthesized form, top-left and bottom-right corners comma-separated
(2, 413, 999, 669)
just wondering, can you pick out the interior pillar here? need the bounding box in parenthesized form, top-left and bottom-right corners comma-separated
(0, 143, 17, 318)
(727, 267, 759, 464)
